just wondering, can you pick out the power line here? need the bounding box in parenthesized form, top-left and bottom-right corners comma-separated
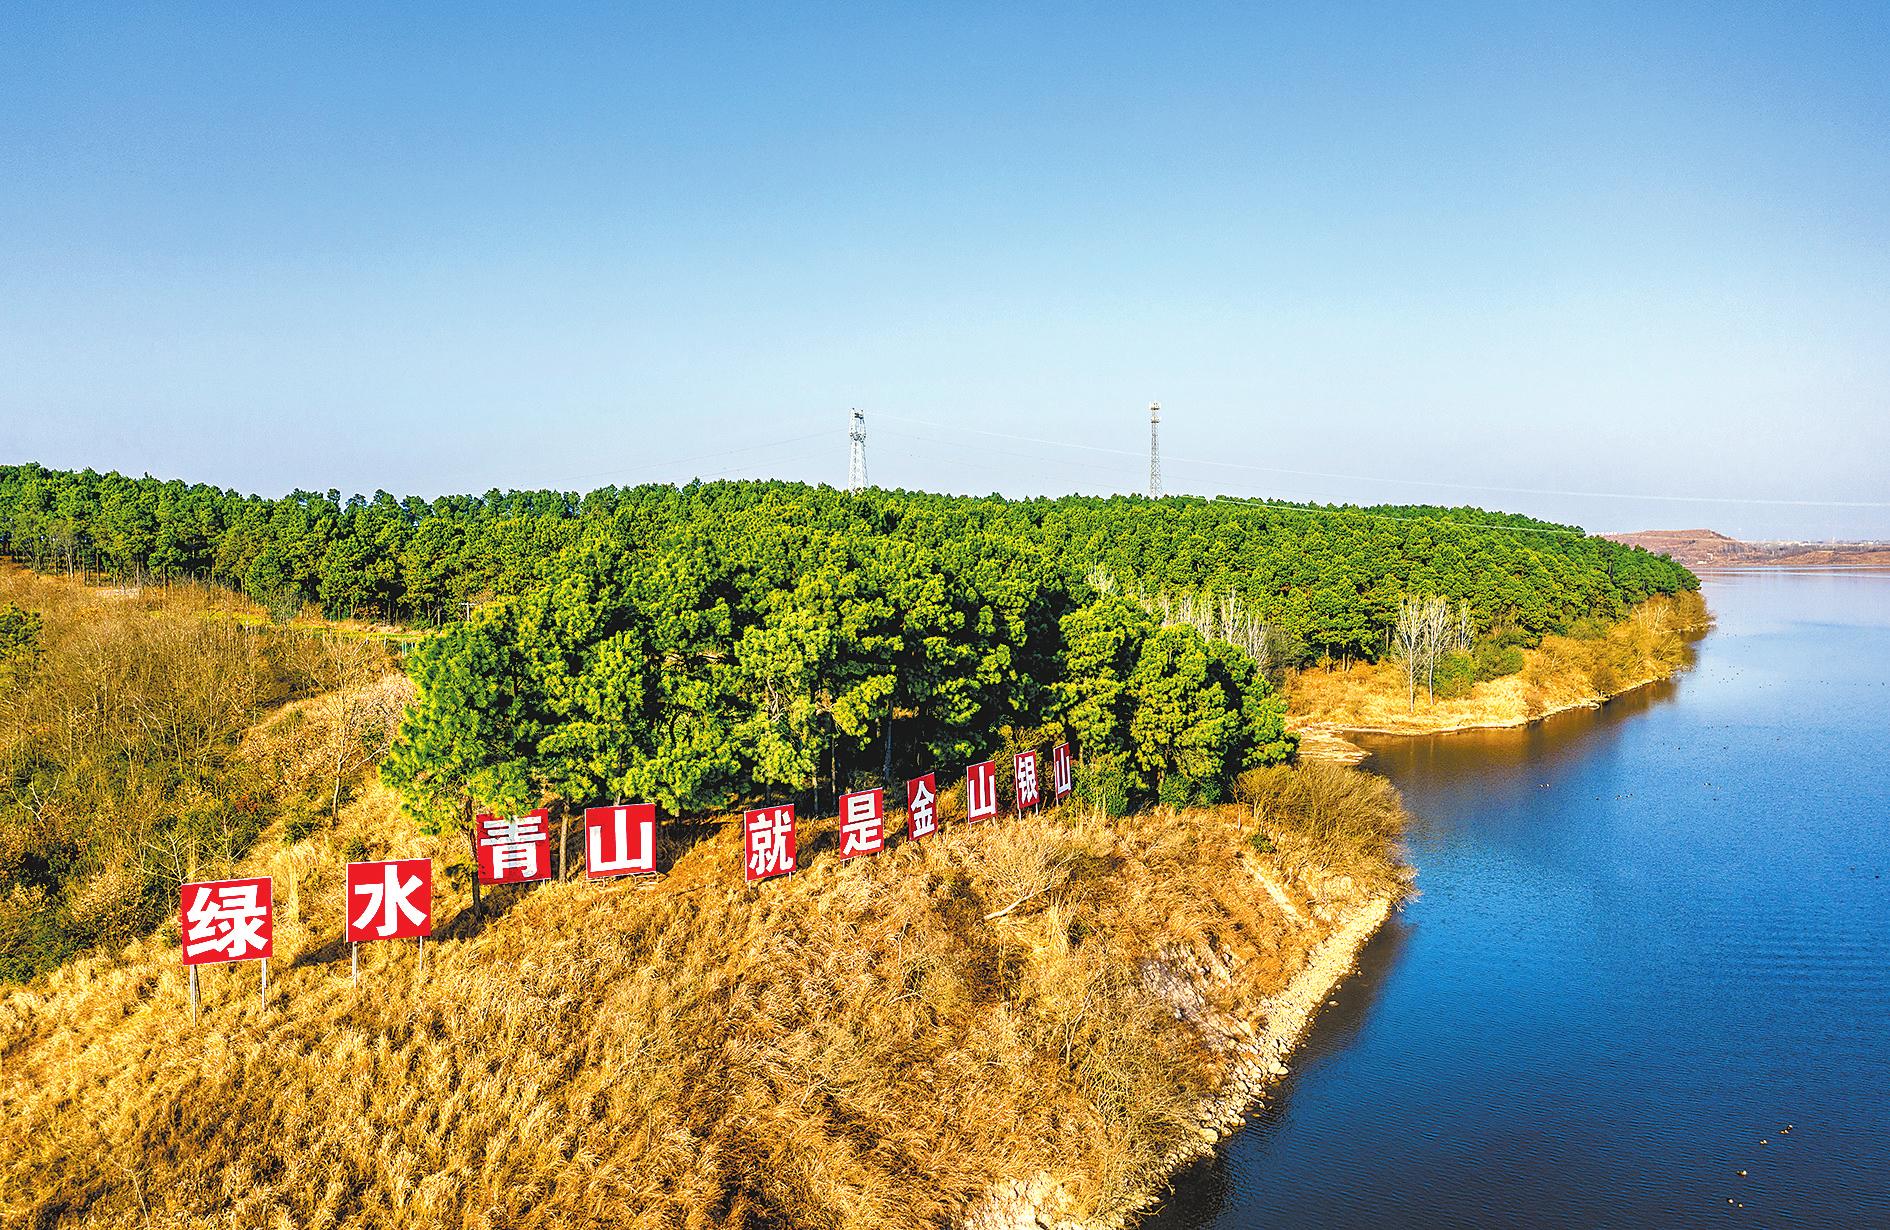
(874, 412, 1146, 462)
(875, 428, 1592, 538)
(1172, 453, 1890, 510)
(1208, 494, 1590, 538)
(684, 448, 837, 483)
(876, 428, 1142, 490)
(525, 429, 833, 490)
(870, 412, 1890, 510)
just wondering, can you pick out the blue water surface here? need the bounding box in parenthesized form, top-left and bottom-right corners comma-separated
(1147, 570, 1890, 1229)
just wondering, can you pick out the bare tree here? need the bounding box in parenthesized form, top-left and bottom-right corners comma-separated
(1394, 594, 1471, 708)
(1393, 596, 1426, 712)
(308, 633, 408, 818)
(1421, 596, 1452, 702)
(1117, 576, 1276, 677)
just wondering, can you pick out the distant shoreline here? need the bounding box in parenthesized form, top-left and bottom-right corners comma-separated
(1691, 564, 1890, 573)
(1294, 668, 1678, 764)
(1289, 593, 1710, 762)
(1604, 528, 1890, 571)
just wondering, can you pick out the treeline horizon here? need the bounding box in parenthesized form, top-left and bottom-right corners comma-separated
(0, 459, 1697, 823)
(0, 460, 1695, 650)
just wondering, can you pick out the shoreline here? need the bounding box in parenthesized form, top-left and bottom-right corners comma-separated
(972, 600, 1711, 1228)
(1691, 564, 1890, 573)
(1289, 602, 1711, 762)
(968, 893, 1396, 1230)
(1290, 664, 1680, 764)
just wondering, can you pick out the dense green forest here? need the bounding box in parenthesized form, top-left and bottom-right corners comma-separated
(0, 463, 1693, 643)
(0, 462, 1695, 820)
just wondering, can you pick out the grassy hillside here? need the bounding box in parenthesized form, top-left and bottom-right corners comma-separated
(0, 568, 1410, 1229)
(0, 566, 411, 982)
(1, 776, 1404, 1230)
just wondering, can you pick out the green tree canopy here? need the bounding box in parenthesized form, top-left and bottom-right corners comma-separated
(0, 462, 1699, 821)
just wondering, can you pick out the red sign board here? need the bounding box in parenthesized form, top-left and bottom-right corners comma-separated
(906, 773, 938, 840)
(180, 876, 273, 965)
(586, 804, 656, 878)
(744, 804, 797, 881)
(966, 760, 998, 823)
(1052, 742, 1074, 801)
(345, 859, 432, 942)
(476, 809, 552, 884)
(839, 788, 885, 858)
(1014, 750, 1041, 812)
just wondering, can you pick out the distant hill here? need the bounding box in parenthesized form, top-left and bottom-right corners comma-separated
(1605, 528, 1890, 569)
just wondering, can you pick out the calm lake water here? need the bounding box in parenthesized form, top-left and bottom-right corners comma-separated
(1148, 570, 1890, 1229)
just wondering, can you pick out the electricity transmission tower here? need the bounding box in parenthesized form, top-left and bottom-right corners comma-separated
(1147, 402, 1162, 498)
(848, 408, 868, 492)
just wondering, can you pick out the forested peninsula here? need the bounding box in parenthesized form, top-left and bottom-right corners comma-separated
(0, 463, 1698, 1228)
(0, 463, 1695, 808)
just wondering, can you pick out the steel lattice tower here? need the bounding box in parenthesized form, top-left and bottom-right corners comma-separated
(848, 408, 868, 493)
(1147, 402, 1162, 498)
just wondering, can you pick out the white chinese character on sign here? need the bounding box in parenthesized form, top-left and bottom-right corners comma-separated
(839, 790, 883, 857)
(481, 814, 546, 879)
(589, 806, 655, 875)
(184, 883, 268, 960)
(1015, 753, 1039, 809)
(908, 778, 937, 839)
(747, 808, 794, 878)
(967, 761, 998, 822)
(351, 864, 427, 937)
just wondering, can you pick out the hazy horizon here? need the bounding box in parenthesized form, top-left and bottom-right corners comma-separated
(5, 5, 1886, 540)
(8, 414, 1889, 547)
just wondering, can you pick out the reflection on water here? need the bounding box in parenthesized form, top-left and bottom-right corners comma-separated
(1146, 570, 1890, 1229)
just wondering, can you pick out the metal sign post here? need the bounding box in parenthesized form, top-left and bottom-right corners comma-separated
(180, 874, 274, 1019)
(346, 857, 434, 989)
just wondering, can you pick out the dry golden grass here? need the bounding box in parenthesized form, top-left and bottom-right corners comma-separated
(55, 566, 424, 641)
(0, 565, 409, 978)
(0, 773, 1400, 1230)
(1287, 591, 1709, 735)
(0, 563, 1409, 1229)
(1235, 763, 1409, 899)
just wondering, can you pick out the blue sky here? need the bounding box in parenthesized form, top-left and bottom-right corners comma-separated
(3, 3, 1886, 538)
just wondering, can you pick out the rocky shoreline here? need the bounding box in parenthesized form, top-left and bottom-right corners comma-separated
(966, 893, 1396, 1230)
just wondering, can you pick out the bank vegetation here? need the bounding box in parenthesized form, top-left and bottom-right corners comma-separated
(0, 567, 1416, 1229)
(1289, 590, 1711, 742)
